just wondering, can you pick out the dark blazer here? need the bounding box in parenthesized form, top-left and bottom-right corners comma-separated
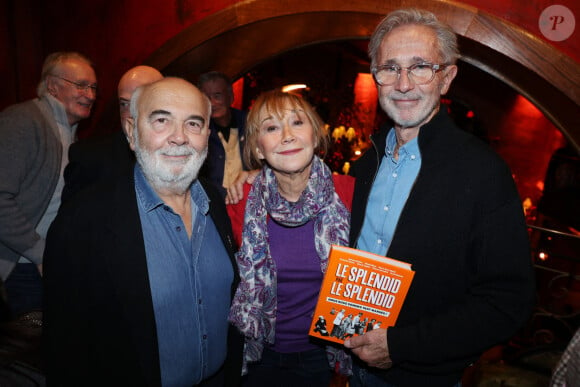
(44, 168, 242, 387)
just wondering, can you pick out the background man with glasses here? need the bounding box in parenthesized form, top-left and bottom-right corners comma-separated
(61, 65, 163, 203)
(344, 8, 535, 386)
(198, 71, 248, 198)
(0, 51, 96, 320)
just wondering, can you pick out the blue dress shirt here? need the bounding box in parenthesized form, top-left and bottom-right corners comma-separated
(356, 128, 421, 256)
(135, 166, 233, 386)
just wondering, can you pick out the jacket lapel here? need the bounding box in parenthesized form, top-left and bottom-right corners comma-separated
(104, 171, 161, 386)
(100, 175, 238, 386)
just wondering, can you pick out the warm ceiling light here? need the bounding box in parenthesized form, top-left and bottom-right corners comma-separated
(282, 84, 308, 93)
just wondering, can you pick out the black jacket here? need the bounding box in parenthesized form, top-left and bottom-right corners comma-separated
(349, 108, 535, 386)
(44, 168, 242, 387)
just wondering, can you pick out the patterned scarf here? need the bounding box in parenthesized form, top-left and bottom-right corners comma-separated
(228, 156, 351, 373)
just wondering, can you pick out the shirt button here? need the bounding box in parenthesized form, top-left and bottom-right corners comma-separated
(176, 226, 181, 232)
(392, 173, 397, 178)
(198, 299, 202, 304)
(377, 239, 382, 244)
(202, 334, 208, 340)
(384, 205, 389, 211)
(410, 155, 416, 160)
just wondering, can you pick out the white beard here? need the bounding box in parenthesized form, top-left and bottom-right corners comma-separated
(380, 91, 440, 129)
(133, 130, 207, 194)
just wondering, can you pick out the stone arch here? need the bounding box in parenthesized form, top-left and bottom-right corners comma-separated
(145, 0, 580, 150)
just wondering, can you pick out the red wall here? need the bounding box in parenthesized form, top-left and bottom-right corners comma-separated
(1, 0, 578, 125)
(463, 0, 578, 59)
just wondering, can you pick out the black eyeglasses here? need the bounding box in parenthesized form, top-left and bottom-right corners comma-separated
(371, 63, 447, 86)
(53, 75, 98, 93)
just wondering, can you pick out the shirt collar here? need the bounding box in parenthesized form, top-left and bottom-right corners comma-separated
(385, 128, 420, 159)
(134, 165, 210, 215)
(385, 128, 397, 156)
(190, 178, 210, 215)
(42, 93, 77, 131)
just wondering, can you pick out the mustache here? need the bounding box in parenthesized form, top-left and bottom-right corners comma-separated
(389, 93, 422, 100)
(158, 146, 197, 157)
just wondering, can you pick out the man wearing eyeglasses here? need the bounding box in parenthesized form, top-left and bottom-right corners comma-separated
(198, 71, 248, 199)
(0, 51, 96, 319)
(61, 65, 163, 203)
(344, 9, 534, 386)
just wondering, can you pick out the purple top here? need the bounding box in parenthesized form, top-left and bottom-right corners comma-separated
(268, 218, 323, 353)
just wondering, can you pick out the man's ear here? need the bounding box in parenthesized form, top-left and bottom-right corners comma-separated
(124, 118, 136, 150)
(46, 77, 58, 96)
(440, 65, 458, 95)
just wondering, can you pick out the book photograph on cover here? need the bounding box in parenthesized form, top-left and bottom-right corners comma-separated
(309, 245, 415, 344)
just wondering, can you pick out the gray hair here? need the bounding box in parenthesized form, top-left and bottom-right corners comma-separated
(197, 71, 233, 98)
(368, 8, 459, 69)
(129, 84, 145, 122)
(37, 51, 94, 97)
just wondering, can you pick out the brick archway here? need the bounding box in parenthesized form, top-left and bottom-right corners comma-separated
(145, 0, 579, 150)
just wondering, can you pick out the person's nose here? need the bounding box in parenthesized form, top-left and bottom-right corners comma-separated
(281, 124, 295, 144)
(395, 68, 414, 93)
(169, 124, 188, 145)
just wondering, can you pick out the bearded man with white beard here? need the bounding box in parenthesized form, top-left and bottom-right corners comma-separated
(43, 77, 243, 387)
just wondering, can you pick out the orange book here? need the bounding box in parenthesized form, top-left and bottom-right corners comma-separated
(309, 245, 415, 344)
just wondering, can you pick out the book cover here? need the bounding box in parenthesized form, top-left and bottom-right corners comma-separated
(309, 245, 415, 344)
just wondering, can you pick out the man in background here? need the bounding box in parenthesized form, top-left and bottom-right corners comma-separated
(44, 77, 242, 386)
(61, 65, 163, 202)
(0, 51, 96, 319)
(198, 71, 247, 197)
